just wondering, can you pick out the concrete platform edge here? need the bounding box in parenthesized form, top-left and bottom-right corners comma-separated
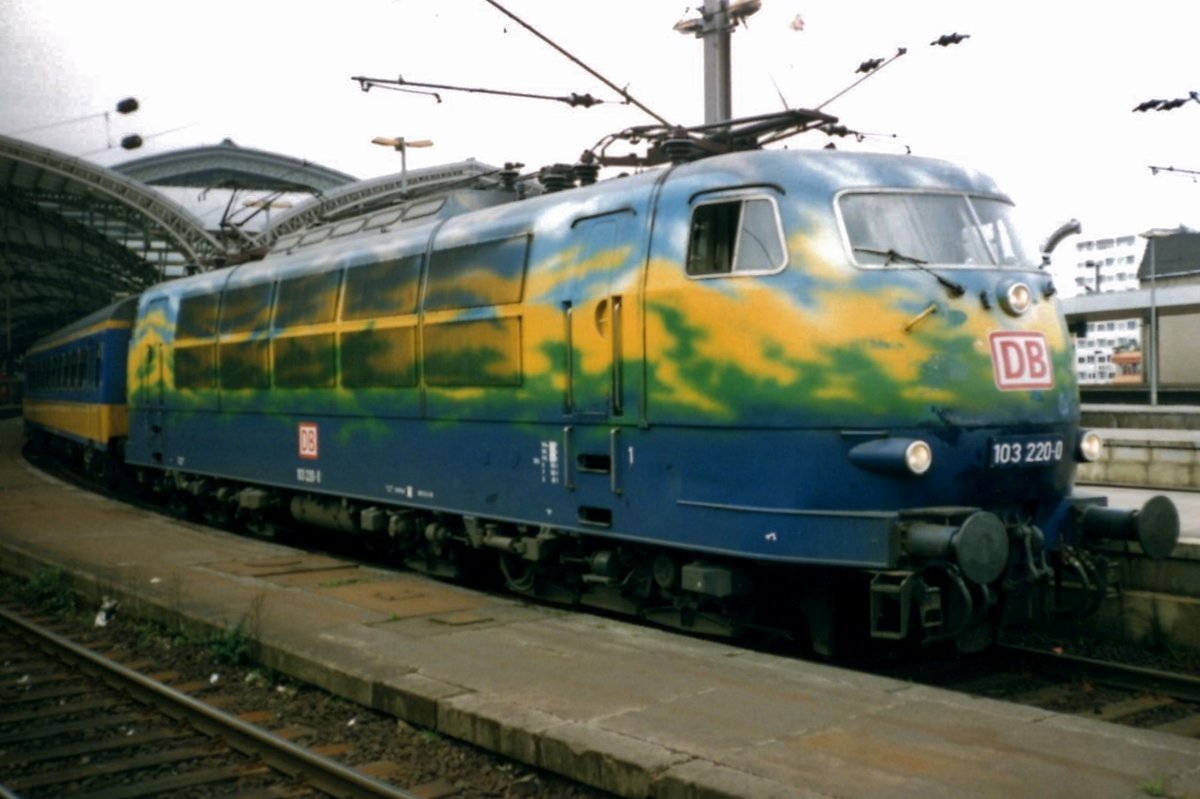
(0, 539, 718, 798)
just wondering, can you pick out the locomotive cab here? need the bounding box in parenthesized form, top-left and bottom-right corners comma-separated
(640, 150, 1179, 651)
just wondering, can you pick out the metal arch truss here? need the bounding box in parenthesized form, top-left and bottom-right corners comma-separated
(255, 160, 502, 248)
(0, 135, 224, 269)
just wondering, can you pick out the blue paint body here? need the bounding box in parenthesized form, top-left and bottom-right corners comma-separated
(118, 149, 1087, 574)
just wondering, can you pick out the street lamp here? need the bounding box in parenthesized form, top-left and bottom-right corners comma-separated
(1138, 226, 1187, 406)
(242, 198, 293, 228)
(1084, 260, 1101, 294)
(371, 136, 433, 193)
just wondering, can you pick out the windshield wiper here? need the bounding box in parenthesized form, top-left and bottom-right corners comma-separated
(853, 247, 966, 298)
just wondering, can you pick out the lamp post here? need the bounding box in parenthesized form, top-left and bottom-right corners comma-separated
(371, 136, 434, 193)
(1138, 226, 1184, 406)
(1084, 259, 1101, 293)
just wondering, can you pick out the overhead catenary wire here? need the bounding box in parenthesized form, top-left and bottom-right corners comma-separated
(352, 75, 608, 109)
(480, 0, 673, 126)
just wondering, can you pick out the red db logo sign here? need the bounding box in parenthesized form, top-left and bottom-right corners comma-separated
(989, 331, 1053, 391)
(298, 422, 319, 459)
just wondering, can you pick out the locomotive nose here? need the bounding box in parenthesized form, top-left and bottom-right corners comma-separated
(1080, 495, 1180, 560)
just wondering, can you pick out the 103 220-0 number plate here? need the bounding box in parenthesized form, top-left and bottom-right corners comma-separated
(989, 435, 1064, 468)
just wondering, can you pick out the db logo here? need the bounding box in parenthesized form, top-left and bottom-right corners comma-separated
(298, 422, 319, 459)
(989, 331, 1054, 391)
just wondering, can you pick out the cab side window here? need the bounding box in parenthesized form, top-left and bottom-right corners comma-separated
(686, 197, 787, 277)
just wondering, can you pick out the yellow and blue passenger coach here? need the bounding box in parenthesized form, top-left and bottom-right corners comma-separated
(24, 296, 137, 473)
(117, 149, 1176, 652)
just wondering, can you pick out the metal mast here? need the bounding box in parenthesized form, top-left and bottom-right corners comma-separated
(701, 0, 733, 124)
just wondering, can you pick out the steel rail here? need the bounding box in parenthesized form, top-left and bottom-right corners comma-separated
(999, 643, 1200, 704)
(0, 605, 421, 799)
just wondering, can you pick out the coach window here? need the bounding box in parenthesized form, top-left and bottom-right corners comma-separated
(686, 196, 787, 277)
(91, 344, 102, 389)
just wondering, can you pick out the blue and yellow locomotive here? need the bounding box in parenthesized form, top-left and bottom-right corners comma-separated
(28, 113, 1179, 652)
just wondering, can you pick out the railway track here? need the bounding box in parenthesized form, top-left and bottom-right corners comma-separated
(0, 603, 422, 799)
(895, 642, 1200, 739)
(20, 448, 1200, 748)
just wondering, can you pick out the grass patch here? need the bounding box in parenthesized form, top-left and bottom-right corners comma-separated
(208, 620, 251, 666)
(24, 568, 77, 615)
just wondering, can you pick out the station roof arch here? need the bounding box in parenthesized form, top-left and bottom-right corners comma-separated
(114, 138, 358, 194)
(0, 133, 223, 361)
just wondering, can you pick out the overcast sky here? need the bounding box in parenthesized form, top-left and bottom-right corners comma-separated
(3, 0, 1198, 280)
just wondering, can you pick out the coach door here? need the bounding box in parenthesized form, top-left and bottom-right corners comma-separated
(563, 210, 639, 419)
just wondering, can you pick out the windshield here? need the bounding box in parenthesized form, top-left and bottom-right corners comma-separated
(839, 192, 1039, 269)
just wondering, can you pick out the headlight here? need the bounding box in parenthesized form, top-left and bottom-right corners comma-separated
(847, 437, 933, 476)
(998, 280, 1033, 316)
(905, 440, 933, 475)
(1078, 430, 1104, 462)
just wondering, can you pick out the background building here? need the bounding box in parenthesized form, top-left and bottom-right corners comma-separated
(1067, 234, 1144, 384)
(1139, 230, 1200, 388)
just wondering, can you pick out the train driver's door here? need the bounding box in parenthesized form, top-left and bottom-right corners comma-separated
(563, 210, 639, 419)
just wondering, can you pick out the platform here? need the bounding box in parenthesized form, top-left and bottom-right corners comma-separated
(1077, 404, 1200, 490)
(1, 417, 1198, 799)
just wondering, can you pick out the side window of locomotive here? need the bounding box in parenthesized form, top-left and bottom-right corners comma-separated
(273, 271, 340, 390)
(423, 235, 528, 388)
(175, 294, 219, 391)
(274, 271, 339, 327)
(218, 283, 273, 390)
(425, 235, 529, 310)
(686, 197, 786, 277)
(219, 283, 273, 334)
(340, 256, 423, 389)
(342, 255, 423, 320)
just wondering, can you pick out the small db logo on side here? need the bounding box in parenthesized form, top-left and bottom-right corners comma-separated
(989, 331, 1053, 391)
(298, 422, 319, 460)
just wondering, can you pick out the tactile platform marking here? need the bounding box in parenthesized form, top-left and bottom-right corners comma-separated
(264, 567, 367, 588)
(205, 554, 352, 578)
(316, 576, 488, 619)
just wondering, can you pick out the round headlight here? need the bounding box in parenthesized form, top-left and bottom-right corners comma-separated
(1078, 430, 1104, 462)
(905, 440, 933, 475)
(999, 281, 1033, 316)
